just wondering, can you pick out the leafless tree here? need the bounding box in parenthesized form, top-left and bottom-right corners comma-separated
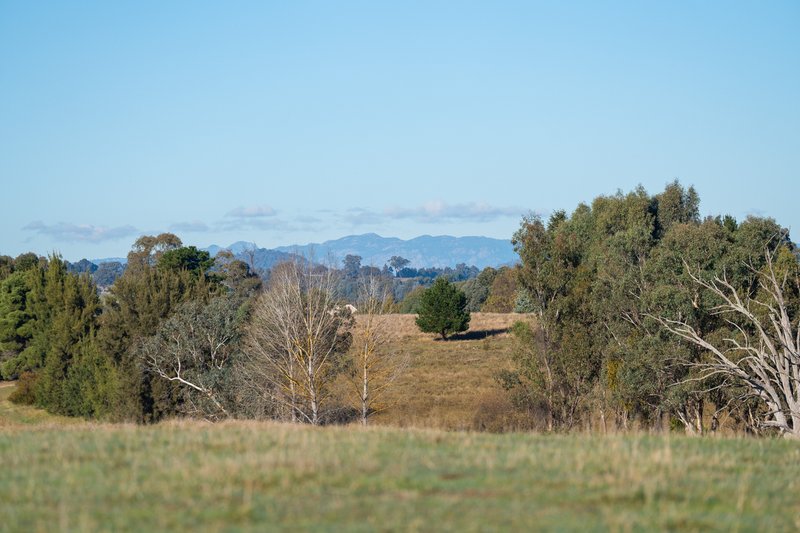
(241, 260, 352, 425)
(656, 249, 800, 438)
(349, 275, 407, 425)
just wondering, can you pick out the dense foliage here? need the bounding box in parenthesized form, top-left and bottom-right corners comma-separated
(2, 182, 797, 437)
(507, 181, 797, 434)
(0, 234, 261, 421)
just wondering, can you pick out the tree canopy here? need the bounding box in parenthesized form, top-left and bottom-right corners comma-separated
(508, 181, 796, 434)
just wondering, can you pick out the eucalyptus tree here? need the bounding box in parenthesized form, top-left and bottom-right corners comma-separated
(656, 235, 800, 438)
(509, 183, 746, 432)
(141, 297, 242, 420)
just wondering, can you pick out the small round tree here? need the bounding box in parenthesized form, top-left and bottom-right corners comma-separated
(415, 277, 470, 340)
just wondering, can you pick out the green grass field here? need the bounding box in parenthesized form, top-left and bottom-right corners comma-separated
(1, 316, 799, 531)
(1, 383, 799, 532)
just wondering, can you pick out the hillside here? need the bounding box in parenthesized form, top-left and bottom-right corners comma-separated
(361, 313, 523, 430)
(275, 233, 518, 269)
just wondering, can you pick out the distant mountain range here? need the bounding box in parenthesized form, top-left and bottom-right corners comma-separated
(90, 257, 128, 265)
(274, 233, 517, 269)
(87, 234, 518, 271)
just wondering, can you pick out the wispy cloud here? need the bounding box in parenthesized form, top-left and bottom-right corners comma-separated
(344, 201, 524, 225)
(23, 221, 139, 243)
(217, 217, 294, 232)
(163, 210, 325, 236)
(169, 221, 211, 233)
(343, 207, 386, 226)
(225, 205, 277, 218)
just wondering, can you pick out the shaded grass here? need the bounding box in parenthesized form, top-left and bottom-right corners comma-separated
(0, 382, 79, 429)
(1, 418, 798, 532)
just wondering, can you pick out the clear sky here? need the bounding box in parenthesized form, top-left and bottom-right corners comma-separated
(1, 1, 798, 260)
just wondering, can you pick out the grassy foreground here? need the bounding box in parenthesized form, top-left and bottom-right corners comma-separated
(1, 387, 799, 532)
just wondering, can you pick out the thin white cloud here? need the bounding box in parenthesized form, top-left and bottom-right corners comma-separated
(345, 201, 524, 225)
(343, 207, 385, 226)
(23, 221, 139, 243)
(217, 217, 292, 232)
(225, 205, 277, 218)
(169, 221, 211, 233)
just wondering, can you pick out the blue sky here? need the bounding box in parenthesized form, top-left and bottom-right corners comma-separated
(1, 1, 798, 260)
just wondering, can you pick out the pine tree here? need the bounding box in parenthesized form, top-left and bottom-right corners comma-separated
(415, 277, 470, 340)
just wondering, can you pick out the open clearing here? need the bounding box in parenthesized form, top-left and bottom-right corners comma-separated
(2, 385, 800, 531)
(361, 312, 523, 430)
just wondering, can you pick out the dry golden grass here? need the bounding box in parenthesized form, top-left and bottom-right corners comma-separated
(375, 312, 528, 341)
(354, 312, 532, 430)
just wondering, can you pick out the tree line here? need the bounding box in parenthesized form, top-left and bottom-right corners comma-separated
(0, 234, 404, 424)
(505, 181, 799, 437)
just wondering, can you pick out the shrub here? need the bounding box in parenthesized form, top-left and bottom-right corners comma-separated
(8, 371, 38, 405)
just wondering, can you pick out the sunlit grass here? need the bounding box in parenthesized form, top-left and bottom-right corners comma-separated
(2, 313, 799, 531)
(365, 312, 521, 430)
(1, 386, 799, 532)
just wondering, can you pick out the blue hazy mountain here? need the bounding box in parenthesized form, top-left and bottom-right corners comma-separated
(204, 241, 259, 258)
(79, 234, 517, 279)
(275, 233, 517, 269)
(90, 257, 127, 265)
(203, 242, 299, 272)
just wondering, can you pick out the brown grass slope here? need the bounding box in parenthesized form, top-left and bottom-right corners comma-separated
(362, 312, 528, 430)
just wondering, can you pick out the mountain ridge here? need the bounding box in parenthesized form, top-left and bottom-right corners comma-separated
(83, 233, 518, 270)
(274, 233, 517, 269)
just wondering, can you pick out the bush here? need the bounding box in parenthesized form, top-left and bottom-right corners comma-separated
(8, 371, 38, 405)
(471, 390, 538, 433)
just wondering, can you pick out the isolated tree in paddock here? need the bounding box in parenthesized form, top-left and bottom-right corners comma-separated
(241, 261, 353, 425)
(348, 275, 406, 425)
(415, 277, 470, 340)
